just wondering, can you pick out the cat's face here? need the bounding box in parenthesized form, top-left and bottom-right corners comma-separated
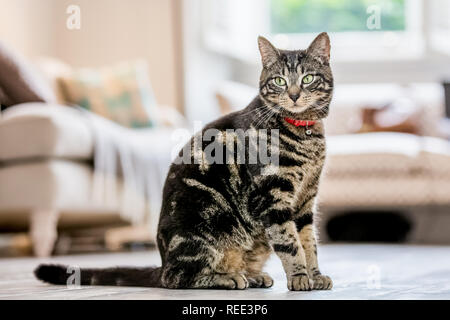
(258, 32, 333, 120)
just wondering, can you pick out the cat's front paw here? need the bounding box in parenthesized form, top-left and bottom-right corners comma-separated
(312, 274, 333, 290)
(287, 273, 313, 291)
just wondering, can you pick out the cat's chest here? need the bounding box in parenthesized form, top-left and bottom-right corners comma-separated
(279, 133, 326, 164)
(277, 135, 326, 186)
(257, 136, 325, 180)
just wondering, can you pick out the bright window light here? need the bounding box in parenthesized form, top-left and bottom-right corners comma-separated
(269, 0, 424, 61)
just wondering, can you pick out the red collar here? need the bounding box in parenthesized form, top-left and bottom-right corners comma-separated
(284, 117, 316, 127)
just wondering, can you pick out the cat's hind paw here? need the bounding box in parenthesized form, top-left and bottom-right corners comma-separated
(192, 273, 249, 290)
(216, 273, 249, 290)
(312, 274, 333, 290)
(247, 272, 274, 288)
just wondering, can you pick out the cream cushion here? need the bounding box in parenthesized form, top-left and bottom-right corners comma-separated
(323, 132, 450, 207)
(326, 133, 450, 177)
(421, 136, 450, 178)
(0, 103, 94, 161)
(325, 133, 423, 177)
(319, 176, 430, 207)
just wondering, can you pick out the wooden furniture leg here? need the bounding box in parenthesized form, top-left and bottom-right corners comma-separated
(30, 209, 59, 257)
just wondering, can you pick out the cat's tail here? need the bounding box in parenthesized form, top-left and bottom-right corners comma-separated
(34, 264, 162, 287)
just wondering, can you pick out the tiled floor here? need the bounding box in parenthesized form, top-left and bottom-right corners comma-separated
(0, 244, 449, 299)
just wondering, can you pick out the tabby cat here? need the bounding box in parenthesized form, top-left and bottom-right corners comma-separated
(35, 32, 333, 291)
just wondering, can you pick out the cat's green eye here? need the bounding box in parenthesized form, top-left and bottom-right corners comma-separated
(274, 77, 286, 86)
(302, 74, 314, 84)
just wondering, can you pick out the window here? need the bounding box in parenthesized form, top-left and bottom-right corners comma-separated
(429, 0, 450, 55)
(270, 0, 406, 33)
(269, 0, 423, 61)
(201, 0, 427, 62)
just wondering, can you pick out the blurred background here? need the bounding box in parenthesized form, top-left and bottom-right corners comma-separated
(0, 0, 449, 258)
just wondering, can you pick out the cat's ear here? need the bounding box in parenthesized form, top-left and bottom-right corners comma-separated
(258, 36, 279, 67)
(307, 32, 331, 64)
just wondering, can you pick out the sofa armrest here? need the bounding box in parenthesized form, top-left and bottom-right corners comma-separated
(0, 102, 93, 160)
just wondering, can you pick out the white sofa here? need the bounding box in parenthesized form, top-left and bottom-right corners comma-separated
(0, 103, 179, 256)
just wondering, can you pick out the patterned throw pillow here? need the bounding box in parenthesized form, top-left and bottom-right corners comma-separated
(59, 60, 159, 128)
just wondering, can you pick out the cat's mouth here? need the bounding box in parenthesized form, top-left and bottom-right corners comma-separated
(287, 104, 308, 113)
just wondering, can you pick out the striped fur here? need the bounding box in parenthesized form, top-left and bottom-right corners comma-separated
(35, 33, 333, 291)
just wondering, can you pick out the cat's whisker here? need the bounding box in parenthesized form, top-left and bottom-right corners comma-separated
(253, 107, 274, 127)
(240, 105, 269, 117)
(256, 107, 279, 127)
